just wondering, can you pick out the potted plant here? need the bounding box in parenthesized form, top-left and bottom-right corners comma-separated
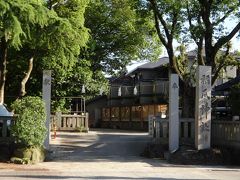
(228, 83, 240, 121)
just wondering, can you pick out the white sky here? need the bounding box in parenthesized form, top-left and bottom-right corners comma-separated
(127, 17, 240, 72)
(127, 35, 240, 73)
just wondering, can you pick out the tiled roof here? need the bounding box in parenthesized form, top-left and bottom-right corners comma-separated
(127, 57, 169, 75)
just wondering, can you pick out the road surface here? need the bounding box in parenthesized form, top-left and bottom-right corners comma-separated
(0, 129, 239, 179)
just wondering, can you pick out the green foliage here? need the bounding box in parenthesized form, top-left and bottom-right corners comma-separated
(228, 83, 240, 116)
(0, 0, 56, 49)
(147, 0, 240, 82)
(3, 0, 162, 108)
(11, 146, 45, 164)
(51, 98, 70, 113)
(176, 44, 197, 85)
(75, 126, 88, 133)
(2, 0, 91, 105)
(11, 96, 47, 147)
(85, 0, 162, 75)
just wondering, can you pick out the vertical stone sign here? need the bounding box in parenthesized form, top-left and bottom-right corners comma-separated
(195, 66, 211, 150)
(169, 74, 179, 153)
(43, 70, 51, 149)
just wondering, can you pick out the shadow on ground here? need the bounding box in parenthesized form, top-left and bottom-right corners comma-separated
(47, 129, 173, 167)
(0, 175, 211, 180)
(47, 129, 240, 168)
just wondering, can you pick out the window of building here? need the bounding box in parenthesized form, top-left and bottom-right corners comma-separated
(121, 107, 130, 121)
(111, 107, 119, 121)
(142, 105, 155, 121)
(155, 104, 168, 118)
(149, 105, 155, 116)
(102, 108, 110, 121)
(142, 105, 148, 121)
(131, 106, 142, 121)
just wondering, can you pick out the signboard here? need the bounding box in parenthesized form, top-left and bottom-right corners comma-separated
(195, 66, 211, 150)
(169, 74, 179, 153)
(43, 70, 51, 149)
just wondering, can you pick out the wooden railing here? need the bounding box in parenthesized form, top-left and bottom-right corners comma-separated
(51, 112, 89, 131)
(150, 117, 195, 145)
(110, 81, 169, 98)
(150, 116, 240, 149)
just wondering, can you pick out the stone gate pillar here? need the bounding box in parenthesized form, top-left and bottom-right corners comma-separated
(169, 74, 179, 153)
(195, 66, 211, 150)
(42, 70, 51, 149)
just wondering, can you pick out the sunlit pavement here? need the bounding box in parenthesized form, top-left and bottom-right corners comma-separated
(0, 129, 239, 180)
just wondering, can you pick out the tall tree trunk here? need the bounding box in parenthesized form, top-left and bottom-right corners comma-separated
(19, 57, 34, 98)
(181, 83, 195, 118)
(0, 38, 7, 104)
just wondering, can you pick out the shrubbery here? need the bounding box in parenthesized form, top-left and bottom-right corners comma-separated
(11, 96, 47, 147)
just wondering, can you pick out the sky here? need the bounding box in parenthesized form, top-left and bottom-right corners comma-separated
(127, 33, 240, 73)
(127, 16, 240, 72)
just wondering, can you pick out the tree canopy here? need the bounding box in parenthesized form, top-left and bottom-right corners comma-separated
(2, 0, 163, 111)
(85, 0, 162, 75)
(0, 0, 55, 103)
(147, 0, 240, 117)
(1, 0, 90, 105)
(147, 0, 240, 83)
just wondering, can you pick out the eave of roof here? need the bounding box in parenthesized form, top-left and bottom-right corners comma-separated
(214, 76, 240, 92)
(126, 57, 169, 76)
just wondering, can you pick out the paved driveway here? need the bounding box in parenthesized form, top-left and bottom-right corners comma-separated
(49, 129, 151, 162)
(0, 129, 239, 180)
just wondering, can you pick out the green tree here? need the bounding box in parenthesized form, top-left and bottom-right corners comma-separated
(147, 0, 240, 117)
(186, 0, 240, 83)
(0, 0, 55, 103)
(148, 0, 240, 80)
(85, 0, 162, 75)
(1, 0, 90, 104)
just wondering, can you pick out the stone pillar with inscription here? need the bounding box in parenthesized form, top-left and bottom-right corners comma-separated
(195, 66, 211, 150)
(42, 70, 51, 149)
(169, 74, 179, 153)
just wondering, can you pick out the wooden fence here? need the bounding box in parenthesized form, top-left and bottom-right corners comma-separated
(51, 112, 89, 131)
(212, 121, 240, 149)
(150, 116, 240, 149)
(0, 113, 89, 140)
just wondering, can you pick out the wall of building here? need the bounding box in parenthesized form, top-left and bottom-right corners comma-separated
(86, 97, 107, 128)
(101, 104, 168, 131)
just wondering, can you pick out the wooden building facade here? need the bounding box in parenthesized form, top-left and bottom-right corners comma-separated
(87, 57, 170, 130)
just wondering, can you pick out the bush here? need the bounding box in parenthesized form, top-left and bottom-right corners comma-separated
(75, 126, 88, 133)
(11, 146, 46, 164)
(11, 96, 47, 147)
